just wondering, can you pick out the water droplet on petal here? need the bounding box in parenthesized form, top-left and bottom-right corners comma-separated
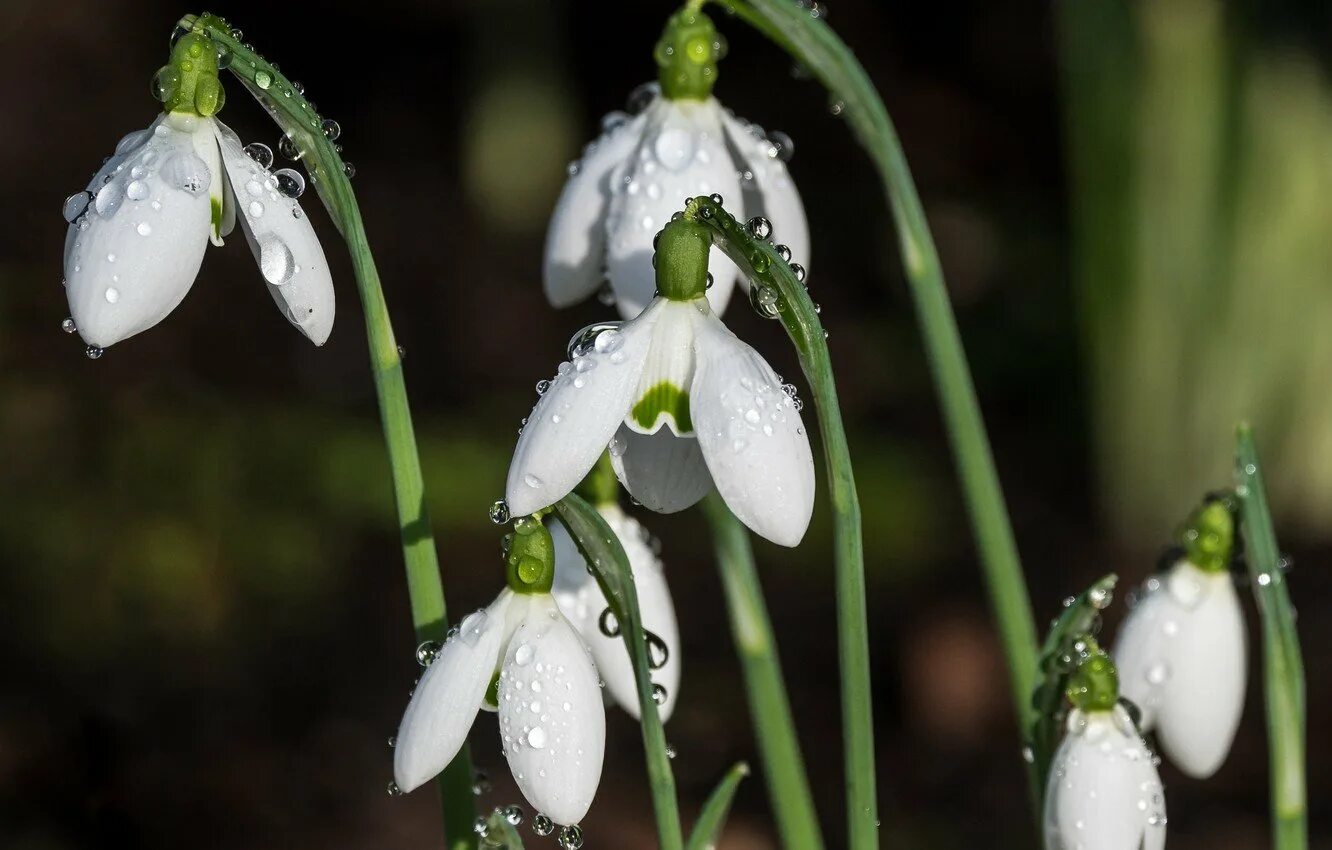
(61, 317, 77, 334)
(62, 191, 91, 222)
(244, 142, 274, 168)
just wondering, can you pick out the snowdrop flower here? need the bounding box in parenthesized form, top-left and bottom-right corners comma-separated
(394, 519, 604, 827)
(62, 33, 333, 352)
(544, 7, 808, 320)
(508, 218, 816, 547)
(1045, 650, 1167, 850)
(1114, 498, 1246, 778)
(548, 500, 681, 721)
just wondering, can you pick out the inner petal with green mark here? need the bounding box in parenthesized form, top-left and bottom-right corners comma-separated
(624, 300, 696, 436)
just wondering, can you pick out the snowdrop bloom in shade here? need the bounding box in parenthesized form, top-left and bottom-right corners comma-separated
(543, 7, 808, 320)
(62, 33, 333, 352)
(1114, 498, 1246, 778)
(1045, 651, 1166, 850)
(548, 501, 681, 721)
(393, 519, 605, 827)
(508, 219, 815, 547)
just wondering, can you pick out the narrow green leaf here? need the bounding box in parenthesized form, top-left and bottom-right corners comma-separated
(686, 762, 750, 850)
(1235, 425, 1307, 850)
(683, 195, 875, 849)
(717, 0, 1039, 735)
(554, 494, 684, 850)
(700, 493, 825, 850)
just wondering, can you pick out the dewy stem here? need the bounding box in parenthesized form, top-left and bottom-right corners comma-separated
(683, 197, 877, 850)
(1235, 426, 1308, 850)
(700, 492, 826, 850)
(713, 0, 1040, 778)
(181, 14, 479, 849)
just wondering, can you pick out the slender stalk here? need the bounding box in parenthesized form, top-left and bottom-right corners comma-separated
(554, 494, 684, 850)
(685, 198, 876, 850)
(181, 15, 478, 848)
(1235, 425, 1307, 850)
(700, 493, 826, 850)
(715, 0, 1040, 768)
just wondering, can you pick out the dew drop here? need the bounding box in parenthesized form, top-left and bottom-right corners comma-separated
(386, 780, 403, 797)
(651, 683, 668, 705)
(104, 287, 119, 304)
(244, 142, 274, 168)
(321, 118, 341, 141)
(61, 317, 77, 334)
(254, 70, 272, 90)
(85, 345, 104, 360)
(489, 500, 511, 524)
(136, 222, 152, 237)
(526, 727, 547, 749)
(62, 191, 91, 222)
(416, 640, 442, 667)
(514, 643, 535, 666)
(557, 824, 584, 850)
(598, 608, 620, 637)
(273, 167, 306, 198)
(531, 813, 555, 836)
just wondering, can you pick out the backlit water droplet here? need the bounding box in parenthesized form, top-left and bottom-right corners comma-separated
(244, 142, 274, 168)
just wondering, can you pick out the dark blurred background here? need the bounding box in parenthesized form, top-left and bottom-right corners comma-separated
(2, 0, 1329, 847)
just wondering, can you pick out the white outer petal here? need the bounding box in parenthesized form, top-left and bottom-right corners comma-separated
(609, 425, 712, 514)
(393, 594, 512, 793)
(505, 304, 661, 516)
(65, 113, 212, 348)
(604, 98, 741, 319)
(548, 508, 682, 721)
(1115, 560, 1246, 778)
(720, 108, 810, 277)
(689, 307, 815, 547)
(214, 119, 336, 345)
(1043, 708, 1167, 850)
(544, 113, 648, 308)
(498, 595, 606, 825)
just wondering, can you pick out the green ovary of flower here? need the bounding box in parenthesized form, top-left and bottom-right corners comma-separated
(1181, 498, 1234, 574)
(1066, 646, 1119, 712)
(633, 382, 693, 434)
(504, 517, 555, 593)
(655, 7, 724, 100)
(156, 32, 224, 117)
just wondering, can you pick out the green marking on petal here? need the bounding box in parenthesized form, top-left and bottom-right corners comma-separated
(210, 196, 224, 239)
(632, 381, 693, 433)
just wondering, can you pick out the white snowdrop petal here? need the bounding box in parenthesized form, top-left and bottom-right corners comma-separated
(505, 305, 660, 517)
(720, 108, 810, 279)
(393, 597, 509, 793)
(689, 309, 815, 547)
(1114, 560, 1246, 778)
(498, 596, 606, 826)
(544, 113, 648, 309)
(214, 119, 335, 345)
(65, 113, 212, 348)
(605, 98, 740, 318)
(549, 509, 682, 721)
(1043, 708, 1167, 850)
(609, 425, 712, 514)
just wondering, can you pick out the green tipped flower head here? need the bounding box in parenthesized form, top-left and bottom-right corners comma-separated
(504, 515, 556, 593)
(654, 218, 712, 301)
(154, 32, 224, 117)
(1179, 496, 1235, 574)
(655, 7, 727, 100)
(1066, 638, 1119, 712)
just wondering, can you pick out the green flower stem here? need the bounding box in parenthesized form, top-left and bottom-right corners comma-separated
(554, 494, 684, 850)
(683, 197, 875, 850)
(1235, 425, 1308, 850)
(714, 0, 1040, 768)
(179, 14, 478, 849)
(700, 492, 825, 850)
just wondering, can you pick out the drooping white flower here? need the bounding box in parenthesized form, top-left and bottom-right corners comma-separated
(548, 503, 681, 721)
(1114, 557, 1247, 778)
(63, 111, 333, 350)
(394, 589, 606, 827)
(1043, 705, 1167, 850)
(544, 87, 808, 320)
(506, 270, 815, 547)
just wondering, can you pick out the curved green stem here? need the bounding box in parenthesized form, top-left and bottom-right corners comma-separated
(700, 493, 825, 850)
(684, 197, 875, 850)
(554, 494, 684, 850)
(180, 14, 478, 849)
(714, 0, 1039, 767)
(1236, 425, 1307, 850)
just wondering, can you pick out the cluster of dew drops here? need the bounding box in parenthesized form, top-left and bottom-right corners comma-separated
(61, 18, 354, 360)
(386, 634, 589, 848)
